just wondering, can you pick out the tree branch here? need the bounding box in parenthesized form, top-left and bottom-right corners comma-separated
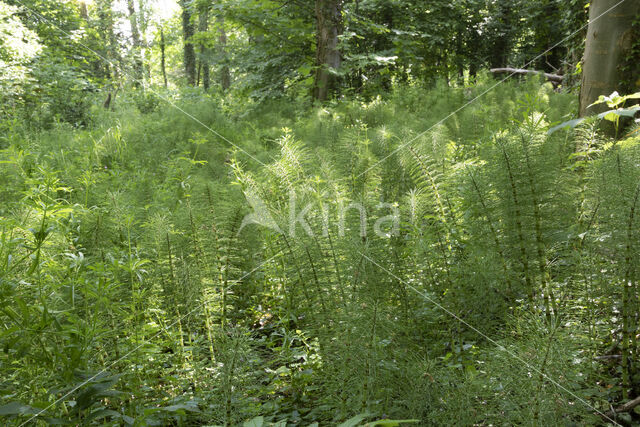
(604, 395, 640, 419)
(490, 68, 563, 84)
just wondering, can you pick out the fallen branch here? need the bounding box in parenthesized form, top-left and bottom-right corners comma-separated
(604, 395, 640, 419)
(490, 68, 563, 84)
(594, 354, 622, 361)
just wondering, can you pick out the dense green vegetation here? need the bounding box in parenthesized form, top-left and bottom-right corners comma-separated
(1, 78, 639, 426)
(1, 0, 640, 426)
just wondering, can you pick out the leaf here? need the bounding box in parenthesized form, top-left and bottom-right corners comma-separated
(243, 416, 265, 427)
(548, 106, 640, 134)
(161, 402, 201, 413)
(589, 91, 621, 108)
(589, 91, 640, 108)
(75, 374, 122, 410)
(367, 420, 420, 427)
(297, 65, 312, 76)
(338, 413, 370, 427)
(597, 106, 640, 122)
(84, 408, 122, 423)
(0, 401, 41, 416)
(547, 118, 585, 135)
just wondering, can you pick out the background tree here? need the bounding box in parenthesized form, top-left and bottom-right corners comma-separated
(579, 0, 640, 116)
(196, 0, 210, 90)
(159, 24, 168, 87)
(216, 3, 231, 91)
(180, 0, 196, 86)
(0, 1, 41, 116)
(127, 0, 144, 84)
(313, 0, 342, 101)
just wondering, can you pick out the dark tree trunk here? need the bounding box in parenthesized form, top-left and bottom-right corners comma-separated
(489, 4, 513, 69)
(533, 0, 563, 73)
(198, 3, 210, 91)
(180, 0, 197, 86)
(469, 63, 478, 80)
(580, 0, 640, 117)
(160, 26, 168, 88)
(313, 0, 342, 101)
(455, 31, 464, 85)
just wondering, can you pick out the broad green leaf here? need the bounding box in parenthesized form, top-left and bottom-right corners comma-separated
(547, 118, 585, 135)
(367, 420, 420, 426)
(597, 106, 640, 122)
(297, 65, 312, 76)
(589, 91, 640, 108)
(0, 401, 41, 416)
(548, 106, 639, 134)
(84, 408, 122, 423)
(243, 416, 265, 427)
(338, 413, 370, 427)
(162, 402, 201, 413)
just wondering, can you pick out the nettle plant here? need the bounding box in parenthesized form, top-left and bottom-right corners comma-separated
(550, 91, 640, 137)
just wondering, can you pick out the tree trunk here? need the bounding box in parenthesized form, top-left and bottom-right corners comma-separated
(79, 1, 89, 21)
(313, 0, 342, 101)
(198, 3, 210, 91)
(489, 4, 513, 69)
(533, 0, 563, 73)
(160, 26, 168, 88)
(97, 0, 120, 79)
(218, 12, 231, 91)
(180, 0, 197, 86)
(579, 0, 640, 117)
(127, 0, 144, 85)
(138, 0, 151, 80)
(490, 68, 563, 84)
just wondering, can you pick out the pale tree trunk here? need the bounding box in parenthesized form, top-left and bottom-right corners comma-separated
(180, 0, 197, 86)
(217, 12, 231, 91)
(79, 1, 89, 21)
(313, 0, 342, 101)
(127, 0, 144, 85)
(79, 2, 103, 77)
(97, 0, 120, 79)
(96, 0, 121, 107)
(138, 0, 151, 80)
(579, 0, 640, 117)
(198, 3, 210, 91)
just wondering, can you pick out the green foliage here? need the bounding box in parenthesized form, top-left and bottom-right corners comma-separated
(0, 1, 41, 117)
(549, 91, 640, 135)
(5, 0, 640, 423)
(3, 78, 639, 425)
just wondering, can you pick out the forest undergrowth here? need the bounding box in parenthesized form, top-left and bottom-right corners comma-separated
(1, 77, 640, 426)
